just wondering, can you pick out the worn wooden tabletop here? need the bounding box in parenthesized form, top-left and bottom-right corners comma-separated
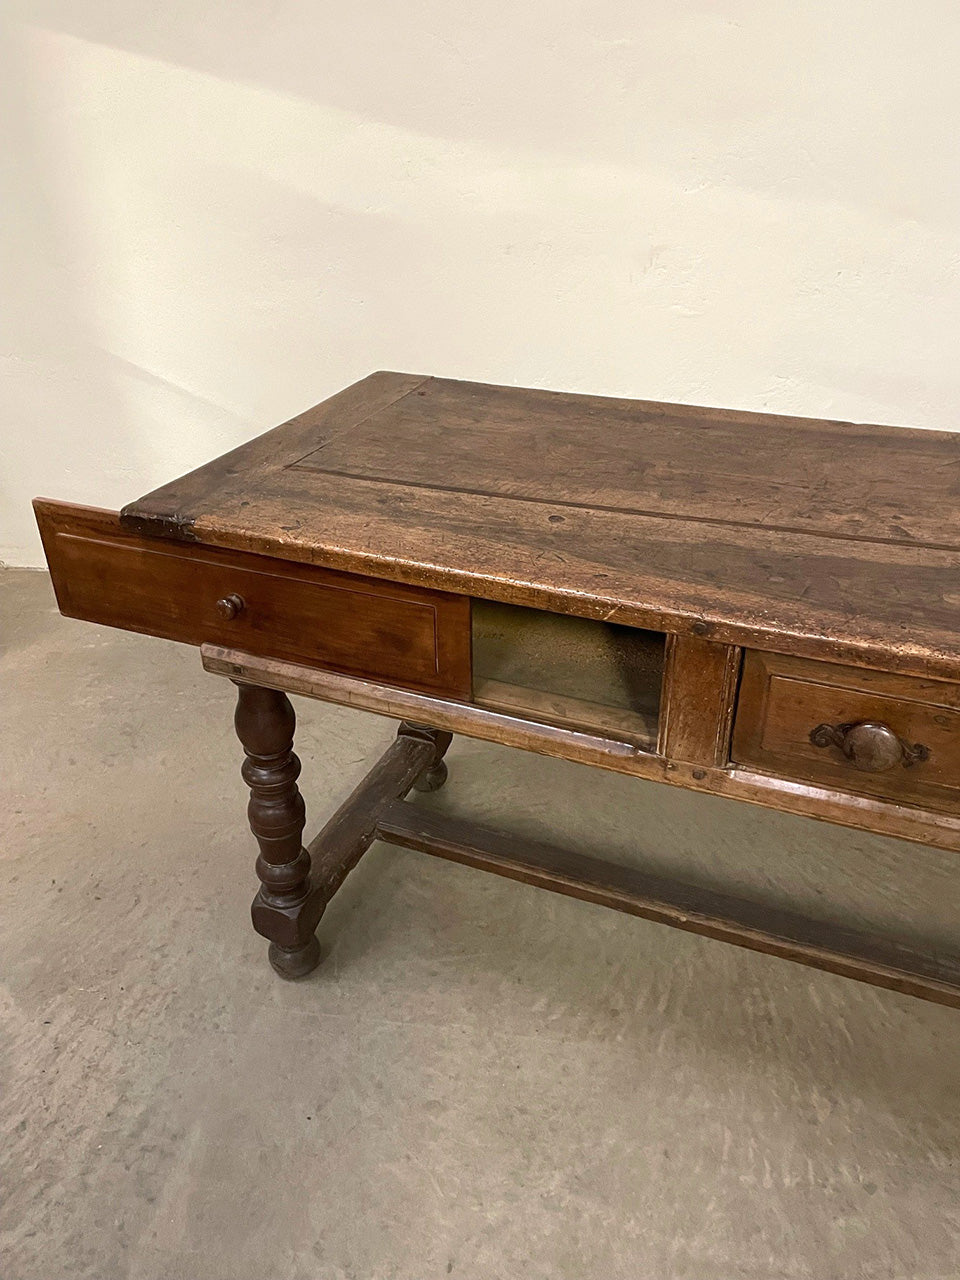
(121, 371, 960, 679)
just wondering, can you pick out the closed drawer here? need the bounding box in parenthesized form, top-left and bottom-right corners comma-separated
(35, 500, 471, 697)
(732, 651, 960, 809)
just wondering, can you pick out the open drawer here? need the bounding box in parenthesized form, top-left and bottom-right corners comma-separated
(34, 500, 472, 697)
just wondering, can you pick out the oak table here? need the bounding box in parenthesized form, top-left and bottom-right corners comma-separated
(35, 372, 960, 1005)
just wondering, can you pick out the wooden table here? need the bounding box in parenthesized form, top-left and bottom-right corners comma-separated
(35, 372, 960, 1005)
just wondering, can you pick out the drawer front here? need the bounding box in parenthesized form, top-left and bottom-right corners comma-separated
(35, 501, 471, 697)
(732, 651, 960, 808)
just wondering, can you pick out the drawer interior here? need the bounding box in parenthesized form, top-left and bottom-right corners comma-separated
(471, 600, 664, 747)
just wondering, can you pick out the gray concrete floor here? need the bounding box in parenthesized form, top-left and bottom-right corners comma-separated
(2, 567, 960, 1280)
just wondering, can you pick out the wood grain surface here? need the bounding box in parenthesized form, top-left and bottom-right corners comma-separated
(658, 635, 742, 766)
(121, 372, 960, 680)
(35, 498, 471, 697)
(733, 651, 960, 810)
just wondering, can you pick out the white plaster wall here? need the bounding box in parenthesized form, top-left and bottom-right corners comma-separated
(3, 1, 959, 565)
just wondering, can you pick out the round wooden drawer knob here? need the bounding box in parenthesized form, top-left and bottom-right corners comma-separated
(839, 721, 905, 772)
(216, 593, 245, 620)
(810, 720, 929, 772)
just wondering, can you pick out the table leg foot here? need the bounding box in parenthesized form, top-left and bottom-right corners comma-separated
(400, 720, 453, 793)
(412, 758, 448, 792)
(268, 936, 322, 980)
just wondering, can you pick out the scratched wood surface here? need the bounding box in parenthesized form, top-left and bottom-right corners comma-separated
(122, 372, 960, 679)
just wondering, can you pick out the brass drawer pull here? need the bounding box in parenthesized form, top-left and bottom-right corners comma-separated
(216, 593, 245, 620)
(810, 720, 929, 772)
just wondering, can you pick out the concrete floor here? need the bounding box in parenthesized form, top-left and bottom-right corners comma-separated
(2, 568, 960, 1280)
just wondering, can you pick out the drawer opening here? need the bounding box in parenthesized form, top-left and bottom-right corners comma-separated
(471, 600, 664, 748)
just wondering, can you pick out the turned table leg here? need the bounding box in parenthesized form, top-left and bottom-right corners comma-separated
(234, 682, 322, 978)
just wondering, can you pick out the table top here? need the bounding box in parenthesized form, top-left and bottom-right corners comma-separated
(121, 371, 960, 679)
